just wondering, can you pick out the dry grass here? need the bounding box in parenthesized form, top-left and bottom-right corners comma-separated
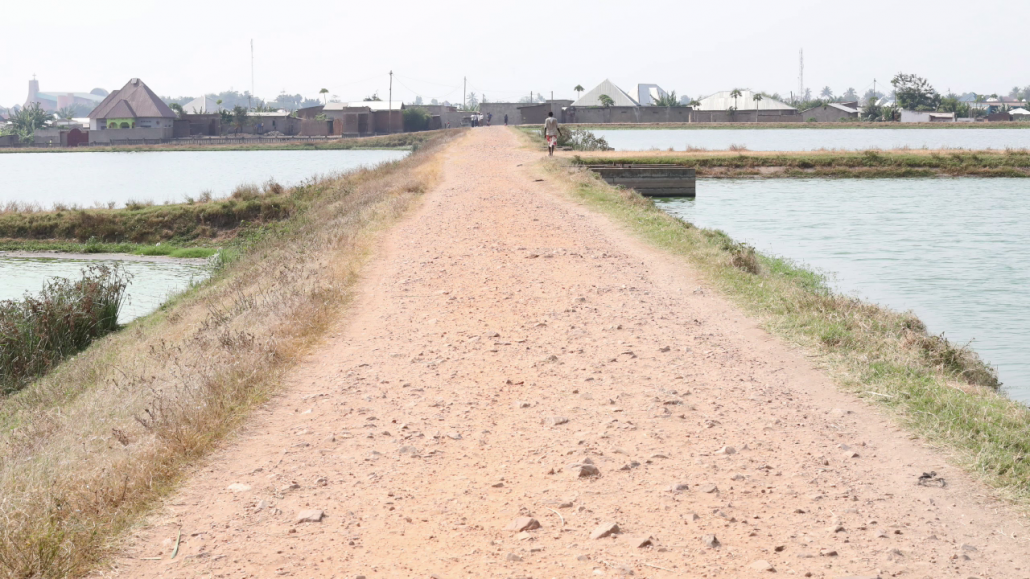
(0, 130, 461, 578)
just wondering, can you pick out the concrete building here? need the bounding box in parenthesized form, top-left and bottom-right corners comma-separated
(88, 78, 178, 143)
(248, 111, 298, 134)
(1011, 108, 1030, 120)
(802, 102, 860, 122)
(24, 77, 107, 113)
(320, 102, 403, 135)
(571, 80, 639, 107)
(637, 84, 669, 106)
(899, 110, 956, 123)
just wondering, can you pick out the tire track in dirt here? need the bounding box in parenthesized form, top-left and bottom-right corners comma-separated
(100, 128, 1029, 579)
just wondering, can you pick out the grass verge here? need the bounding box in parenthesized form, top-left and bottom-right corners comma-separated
(0, 130, 440, 154)
(0, 239, 218, 258)
(541, 157, 1030, 504)
(572, 149, 1030, 178)
(562, 121, 1030, 130)
(0, 129, 461, 578)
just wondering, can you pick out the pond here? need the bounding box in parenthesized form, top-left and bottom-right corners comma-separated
(0, 254, 211, 323)
(590, 128, 1030, 152)
(0, 149, 408, 209)
(656, 178, 1030, 404)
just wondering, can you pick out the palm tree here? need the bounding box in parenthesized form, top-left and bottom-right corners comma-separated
(820, 86, 834, 101)
(753, 93, 763, 122)
(729, 89, 742, 117)
(574, 85, 584, 100)
(319, 88, 329, 105)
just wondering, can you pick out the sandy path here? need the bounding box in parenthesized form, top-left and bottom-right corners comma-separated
(100, 128, 1029, 579)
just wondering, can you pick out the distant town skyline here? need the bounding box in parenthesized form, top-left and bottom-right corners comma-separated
(2, 0, 1028, 110)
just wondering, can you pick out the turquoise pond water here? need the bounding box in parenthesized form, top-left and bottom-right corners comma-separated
(656, 178, 1030, 403)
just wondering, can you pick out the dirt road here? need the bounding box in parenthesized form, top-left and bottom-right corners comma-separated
(101, 128, 1029, 578)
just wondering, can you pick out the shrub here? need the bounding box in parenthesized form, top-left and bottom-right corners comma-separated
(0, 264, 129, 394)
(403, 107, 432, 132)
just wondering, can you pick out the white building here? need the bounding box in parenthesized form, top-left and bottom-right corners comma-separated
(637, 84, 669, 106)
(694, 90, 796, 111)
(899, 110, 956, 123)
(571, 80, 639, 107)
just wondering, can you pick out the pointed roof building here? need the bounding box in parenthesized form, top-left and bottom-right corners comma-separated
(89, 78, 176, 120)
(571, 79, 639, 107)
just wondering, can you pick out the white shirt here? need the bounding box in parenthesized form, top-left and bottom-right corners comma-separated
(544, 117, 559, 136)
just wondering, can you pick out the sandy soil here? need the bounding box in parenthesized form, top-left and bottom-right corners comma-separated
(96, 128, 1029, 579)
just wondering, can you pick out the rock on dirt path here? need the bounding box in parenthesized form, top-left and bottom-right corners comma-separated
(101, 128, 1029, 578)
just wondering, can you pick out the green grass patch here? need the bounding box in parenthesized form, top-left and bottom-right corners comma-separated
(0, 239, 218, 258)
(545, 159, 1030, 502)
(561, 122, 1030, 130)
(573, 149, 1030, 178)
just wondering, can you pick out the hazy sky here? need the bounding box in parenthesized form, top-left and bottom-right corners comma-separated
(3, 0, 1028, 108)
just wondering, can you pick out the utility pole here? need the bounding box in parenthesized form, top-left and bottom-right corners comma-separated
(463, 77, 467, 110)
(798, 48, 804, 104)
(389, 70, 393, 111)
(250, 39, 254, 110)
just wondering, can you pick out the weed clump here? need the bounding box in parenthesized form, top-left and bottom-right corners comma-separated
(0, 264, 129, 394)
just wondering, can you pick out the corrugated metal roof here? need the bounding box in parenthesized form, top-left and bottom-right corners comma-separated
(183, 96, 223, 114)
(571, 80, 639, 107)
(105, 101, 136, 118)
(250, 111, 291, 117)
(1011, 108, 1030, 115)
(89, 78, 176, 119)
(695, 90, 796, 111)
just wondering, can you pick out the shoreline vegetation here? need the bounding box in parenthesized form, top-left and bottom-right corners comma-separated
(538, 152, 1030, 505)
(0, 131, 438, 154)
(0, 129, 462, 577)
(571, 148, 1030, 178)
(563, 121, 1030, 130)
(0, 265, 128, 395)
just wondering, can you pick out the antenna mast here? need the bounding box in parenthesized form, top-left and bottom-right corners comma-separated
(250, 39, 255, 109)
(798, 49, 804, 103)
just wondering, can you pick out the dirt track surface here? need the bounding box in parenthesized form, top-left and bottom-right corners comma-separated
(101, 128, 1029, 579)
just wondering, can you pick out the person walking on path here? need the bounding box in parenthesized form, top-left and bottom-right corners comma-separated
(504, 113, 508, 126)
(543, 112, 562, 156)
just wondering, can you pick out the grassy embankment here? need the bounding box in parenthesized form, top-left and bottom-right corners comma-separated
(538, 154, 1030, 505)
(0, 129, 462, 578)
(572, 148, 1030, 178)
(565, 121, 1030, 130)
(0, 130, 438, 154)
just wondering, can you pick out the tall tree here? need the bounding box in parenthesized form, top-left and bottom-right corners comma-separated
(231, 105, 248, 135)
(841, 87, 858, 102)
(729, 89, 742, 112)
(820, 86, 834, 100)
(319, 88, 328, 105)
(574, 85, 584, 99)
(891, 73, 940, 111)
(753, 93, 763, 122)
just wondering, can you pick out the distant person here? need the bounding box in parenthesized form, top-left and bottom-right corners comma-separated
(487, 112, 492, 125)
(504, 113, 508, 126)
(543, 111, 562, 156)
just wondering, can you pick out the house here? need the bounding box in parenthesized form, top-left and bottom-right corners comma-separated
(87, 78, 178, 143)
(24, 77, 107, 113)
(248, 111, 298, 135)
(182, 96, 223, 114)
(899, 110, 956, 123)
(1011, 108, 1030, 120)
(571, 80, 639, 107)
(320, 102, 404, 135)
(637, 84, 669, 106)
(802, 102, 860, 122)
